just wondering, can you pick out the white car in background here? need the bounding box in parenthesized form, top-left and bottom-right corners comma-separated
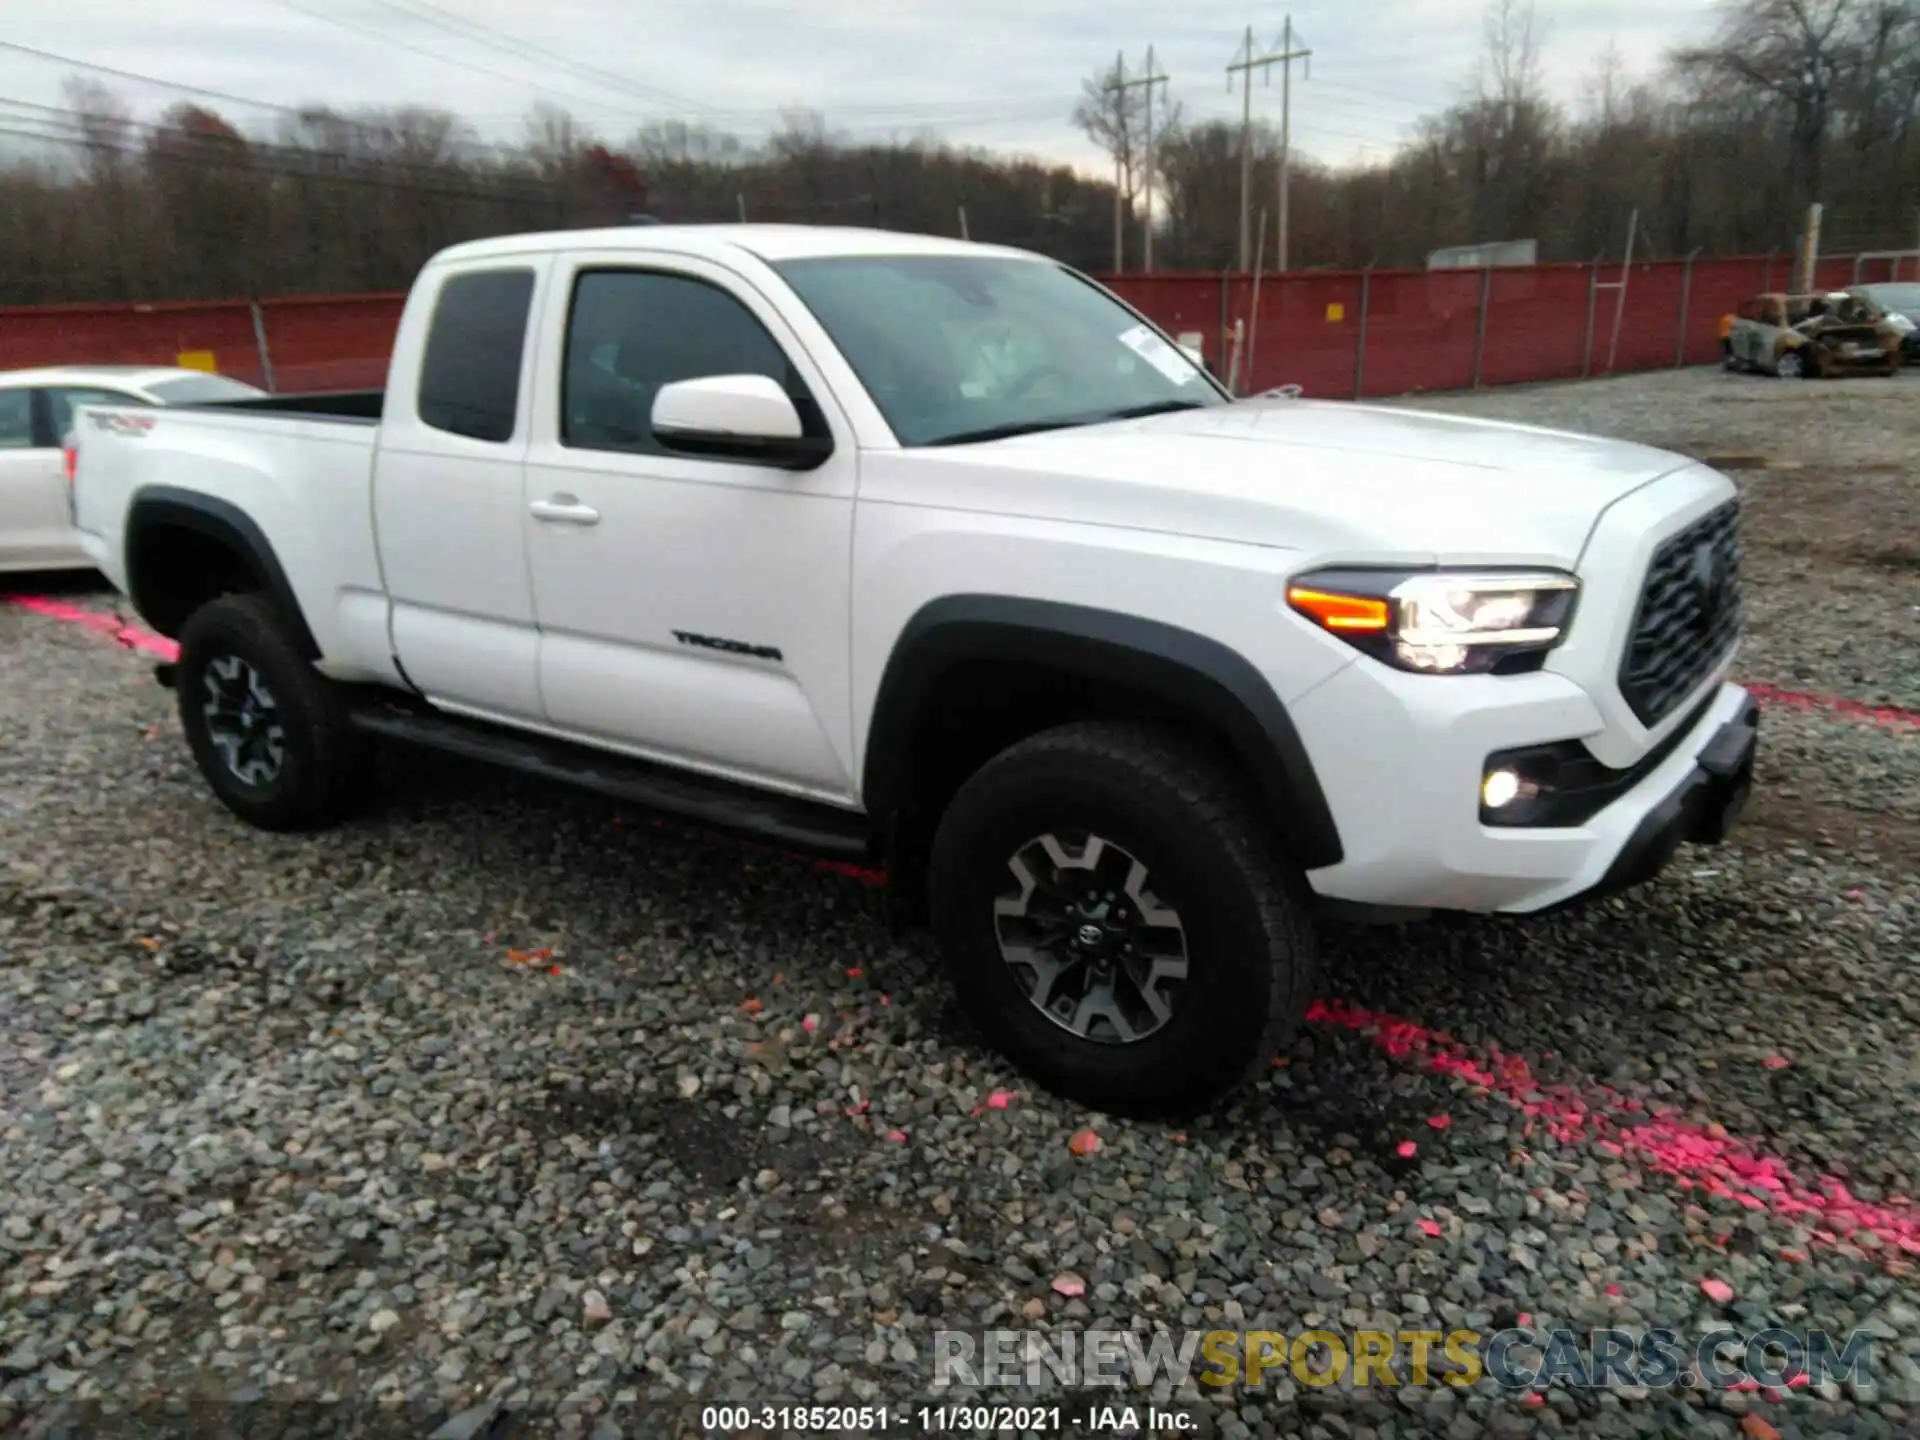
(0, 365, 265, 573)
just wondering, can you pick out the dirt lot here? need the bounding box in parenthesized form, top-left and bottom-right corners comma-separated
(2, 365, 1916, 1440)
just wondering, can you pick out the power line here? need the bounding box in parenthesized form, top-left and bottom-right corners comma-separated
(260, 0, 604, 118)
(1180, 102, 1394, 149)
(0, 95, 678, 213)
(0, 94, 559, 198)
(0, 100, 1063, 217)
(1, 29, 1088, 151)
(0, 118, 546, 207)
(450, 92, 1098, 135)
(0, 37, 513, 163)
(0, 39, 312, 122)
(365, 0, 719, 116)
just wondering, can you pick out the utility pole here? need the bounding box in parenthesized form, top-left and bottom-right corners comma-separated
(1106, 46, 1168, 273)
(1142, 45, 1167, 272)
(1797, 201, 1823, 294)
(1227, 26, 1256, 272)
(1106, 50, 1126, 273)
(1227, 19, 1311, 273)
(1276, 15, 1310, 273)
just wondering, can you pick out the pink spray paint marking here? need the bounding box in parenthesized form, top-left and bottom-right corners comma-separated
(1306, 998, 1920, 1258)
(11, 594, 1911, 894)
(8, 595, 178, 660)
(15, 590, 1906, 1263)
(1743, 681, 1920, 732)
(8, 595, 891, 886)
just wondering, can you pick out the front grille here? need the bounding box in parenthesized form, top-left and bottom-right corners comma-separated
(1618, 499, 1742, 727)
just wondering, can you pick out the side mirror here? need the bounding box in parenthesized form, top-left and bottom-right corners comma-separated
(651, 374, 832, 469)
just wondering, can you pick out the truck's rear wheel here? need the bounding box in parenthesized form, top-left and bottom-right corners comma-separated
(175, 593, 372, 832)
(927, 721, 1317, 1117)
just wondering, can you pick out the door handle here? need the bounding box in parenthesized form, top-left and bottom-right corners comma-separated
(530, 495, 601, 525)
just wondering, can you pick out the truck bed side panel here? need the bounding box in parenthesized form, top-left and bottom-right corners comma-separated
(72, 409, 400, 686)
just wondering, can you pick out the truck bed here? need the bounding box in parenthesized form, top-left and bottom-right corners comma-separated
(185, 389, 384, 424)
(71, 395, 389, 673)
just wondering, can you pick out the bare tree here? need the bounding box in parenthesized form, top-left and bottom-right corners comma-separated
(1480, 0, 1548, 109)
(1582, 41, 1629, 126)
(1674, 0, 1857, 209)
(1156, 117, 1278, 269)
(8, 24, 1920, 307)
(1072, 57, 1149, 220)
(61, 78, 135, 183)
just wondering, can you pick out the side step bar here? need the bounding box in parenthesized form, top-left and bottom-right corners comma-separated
(346, 701, 873, 861)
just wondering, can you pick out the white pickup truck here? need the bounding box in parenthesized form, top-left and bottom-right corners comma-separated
(71, 224, 1757, 1114)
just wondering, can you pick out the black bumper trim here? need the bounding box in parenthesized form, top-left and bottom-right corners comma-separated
(1528, 695, 1758, 917)
(1571, 693, 1759, 907)
(1481, 687, 1720, 828)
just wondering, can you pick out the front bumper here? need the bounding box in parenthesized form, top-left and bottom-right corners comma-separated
(1291, 665, 1756, 915)
(1545, 690, 1756, 909)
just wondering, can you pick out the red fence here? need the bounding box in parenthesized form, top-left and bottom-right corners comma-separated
(0, 292, 406, 393)
(1107, 251, 1906, 397)
(0, 251, 1910, 400)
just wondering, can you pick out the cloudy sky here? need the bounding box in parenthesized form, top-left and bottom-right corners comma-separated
(1, 0, 1724, 174)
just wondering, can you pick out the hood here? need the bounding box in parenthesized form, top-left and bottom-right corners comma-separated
(865, 398, 1701, 567)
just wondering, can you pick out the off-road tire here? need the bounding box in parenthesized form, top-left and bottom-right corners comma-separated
(175, 592, 373, 832)
(927, 720, 1318, 1117)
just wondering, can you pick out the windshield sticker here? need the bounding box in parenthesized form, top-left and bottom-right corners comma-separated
(1118, 324, 1198, 385)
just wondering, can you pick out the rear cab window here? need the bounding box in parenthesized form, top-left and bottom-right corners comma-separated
(46, 388, 147, 440)
(0, 388, 33, 449)
(416, 268, 537, 443)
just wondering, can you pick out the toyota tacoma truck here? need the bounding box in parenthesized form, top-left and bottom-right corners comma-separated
(69, 224, 1757, 1115)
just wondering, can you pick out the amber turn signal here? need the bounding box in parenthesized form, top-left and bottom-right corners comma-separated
(1286, 586, 1390, 632)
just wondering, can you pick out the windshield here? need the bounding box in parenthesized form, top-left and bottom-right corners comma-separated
(1861, 284, 1920, 315)
(145, 374, 266, 404)
(772, 254, 1225, 447)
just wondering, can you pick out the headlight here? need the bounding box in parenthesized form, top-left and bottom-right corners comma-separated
(1286, 568, 1579, 675)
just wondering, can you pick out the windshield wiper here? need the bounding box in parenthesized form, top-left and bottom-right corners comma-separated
(925, 398, 1212, 448)
(1093, 398, 1212, 422)
(924, 418, 1087, 447)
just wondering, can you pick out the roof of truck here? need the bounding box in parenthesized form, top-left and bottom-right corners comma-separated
(430, 224, 1042, 268)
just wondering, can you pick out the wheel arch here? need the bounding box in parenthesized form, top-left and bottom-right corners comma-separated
(862, 595, 1344, 879)
(125, 485, 319, 659)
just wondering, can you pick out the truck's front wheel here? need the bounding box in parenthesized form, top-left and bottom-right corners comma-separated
(927, 721, 1317, 1117)
(175, 593, 372, 832)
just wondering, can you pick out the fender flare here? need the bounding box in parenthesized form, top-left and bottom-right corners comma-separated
(124, 485, 319, 658)
(862, 595, 1343, 870)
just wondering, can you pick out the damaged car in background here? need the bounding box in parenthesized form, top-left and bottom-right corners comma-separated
(1846, 280, 1920, 364)
(1723, 291, 1905, 378)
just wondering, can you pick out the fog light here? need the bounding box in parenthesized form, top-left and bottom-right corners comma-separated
(1481, 768, 1523, 808)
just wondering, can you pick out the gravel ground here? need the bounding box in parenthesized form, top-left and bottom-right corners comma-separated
(3, 364, 1917, 1440)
